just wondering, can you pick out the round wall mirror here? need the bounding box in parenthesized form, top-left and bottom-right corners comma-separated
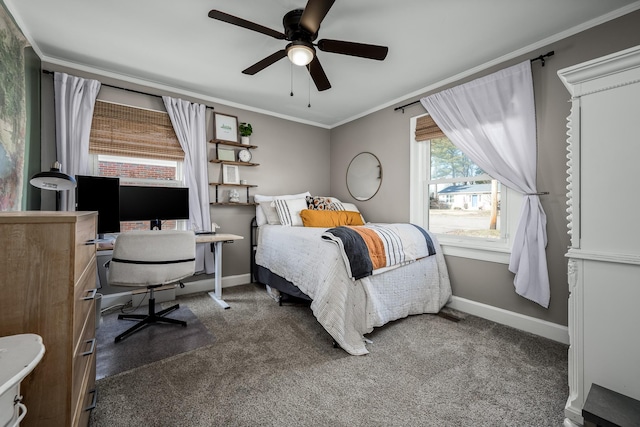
(346, 152, 382, 201)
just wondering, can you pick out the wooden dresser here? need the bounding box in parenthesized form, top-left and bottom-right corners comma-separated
(0, 211, 98, 427)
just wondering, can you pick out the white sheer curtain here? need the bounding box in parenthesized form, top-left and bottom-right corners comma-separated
(54, 72, 101, 211)
(162, 96, 214, 274)
(421, 61, 550, 308)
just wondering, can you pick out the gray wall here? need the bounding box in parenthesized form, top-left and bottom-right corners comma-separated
(22, 48, 41, 210)
(329, 10, 640, 326)
(40, 68, 331, 277)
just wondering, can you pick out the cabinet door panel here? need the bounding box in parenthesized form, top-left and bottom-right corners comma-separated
(580, 84, 640, 255)
(583, 261, 640, 401)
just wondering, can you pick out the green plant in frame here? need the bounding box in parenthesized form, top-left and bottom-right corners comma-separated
(239, 122, 252, 137)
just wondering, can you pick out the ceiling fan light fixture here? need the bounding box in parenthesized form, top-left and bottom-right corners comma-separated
(287, 43, 315, 66)
(209, 3, 387, 92)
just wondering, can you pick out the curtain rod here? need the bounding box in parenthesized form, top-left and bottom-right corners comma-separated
(394, 51, 555, 113)
(42, 69, 215, 110)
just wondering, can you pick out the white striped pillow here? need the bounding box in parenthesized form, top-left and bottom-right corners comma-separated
(273, 198, 308, 227)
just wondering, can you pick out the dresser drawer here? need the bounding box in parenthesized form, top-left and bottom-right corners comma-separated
(72, 304, 96, 426)
(73, 350, 96, 427)
(74, 214, 97, 280)
(74, 260, 97, 349)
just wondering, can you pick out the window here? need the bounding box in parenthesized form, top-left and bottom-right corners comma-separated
(88, 100, 186, 232)
(91, 154, 182, 185)
(428, 137, 501, 239)
(410, 115, 521, 263)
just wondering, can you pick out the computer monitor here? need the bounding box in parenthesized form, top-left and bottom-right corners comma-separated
(75, 175, 121, 238)
(119, 185, 189, 230)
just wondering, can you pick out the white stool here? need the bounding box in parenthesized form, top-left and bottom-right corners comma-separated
(0, 334, 45, 427)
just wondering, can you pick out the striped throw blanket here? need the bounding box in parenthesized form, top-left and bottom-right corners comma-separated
(321, 223, 436, 280)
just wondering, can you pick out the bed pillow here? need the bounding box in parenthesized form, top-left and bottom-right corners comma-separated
(258, 201, 281, 225)
(254, 192, 311, 226)
(306, 196, 345, 211)
(300, 209, 365, 227)
(341, 203, 365, 223)
(340, 202, 358, 212)
(274, 198, 308, 227)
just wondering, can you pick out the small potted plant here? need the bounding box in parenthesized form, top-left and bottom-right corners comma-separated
(239, 122, 253, 144)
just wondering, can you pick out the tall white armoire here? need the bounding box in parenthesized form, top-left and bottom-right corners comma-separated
(558, 45, 640, 426)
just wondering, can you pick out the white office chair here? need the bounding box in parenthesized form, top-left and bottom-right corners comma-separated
(108, 230, 196, 343)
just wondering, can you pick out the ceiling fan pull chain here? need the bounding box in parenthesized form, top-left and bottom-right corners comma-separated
(307, 65, 311, 108)
(290, 62, 294, 96)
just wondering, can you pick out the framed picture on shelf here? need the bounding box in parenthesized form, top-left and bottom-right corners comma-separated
(222, 164, 240, 184)
(217, 147, 235, 162)
(214, 112, 239, 143)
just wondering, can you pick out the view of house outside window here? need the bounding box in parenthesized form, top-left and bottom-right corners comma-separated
(91, 154, 183, 231)
(427, 137, 501, 239)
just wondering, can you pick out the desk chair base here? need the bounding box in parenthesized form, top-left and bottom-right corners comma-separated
(115, 287, 187, 343)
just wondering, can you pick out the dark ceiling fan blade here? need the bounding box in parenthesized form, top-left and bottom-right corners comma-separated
(208, 10, 286, 40)
(317, 39, 389, 60)
(299, 0, 335, 35)
(307, 56, 331, 91)
(242, 50, 287, 75)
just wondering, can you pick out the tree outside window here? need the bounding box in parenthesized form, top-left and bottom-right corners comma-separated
(427, 137, 500, 239)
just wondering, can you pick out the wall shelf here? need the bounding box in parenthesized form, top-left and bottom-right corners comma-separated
(210, 183, 257, 188)
(210, 183, 256, 204)
(210, 139, 257, 149)
(210, 202, 258, 206)
(210, 159, 259, 167)
(209, 136, 259, 205)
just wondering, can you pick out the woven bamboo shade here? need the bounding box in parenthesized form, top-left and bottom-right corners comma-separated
(415, 115, 446, 141)
(89, 100, 184, 161)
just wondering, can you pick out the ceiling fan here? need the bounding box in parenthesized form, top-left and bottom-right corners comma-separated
(208, 0, 388, 91)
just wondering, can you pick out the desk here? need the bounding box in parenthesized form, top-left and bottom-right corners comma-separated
(98, 232, 244, 309)
(196, 233, 243, 309)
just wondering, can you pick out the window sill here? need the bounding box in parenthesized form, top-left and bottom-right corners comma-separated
(438, 237, 511, 264)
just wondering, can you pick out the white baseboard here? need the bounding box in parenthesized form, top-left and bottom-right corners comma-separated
(177, 273, 250, 296)
(564, 403, 583, 427)
(446, 296, 569, 345)
(100, 273, 251, 310)
(563, 415, 582, 427)
(100, 292, 131, 310)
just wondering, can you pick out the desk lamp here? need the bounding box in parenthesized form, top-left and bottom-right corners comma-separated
(30, 161, 76, 210)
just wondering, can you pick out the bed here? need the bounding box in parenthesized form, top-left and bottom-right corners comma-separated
(252, 194, 452, 355)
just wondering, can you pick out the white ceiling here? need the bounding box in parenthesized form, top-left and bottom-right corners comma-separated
(5, 0, 640, 128)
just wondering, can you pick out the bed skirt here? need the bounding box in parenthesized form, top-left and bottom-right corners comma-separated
(255, 264, 312, 301)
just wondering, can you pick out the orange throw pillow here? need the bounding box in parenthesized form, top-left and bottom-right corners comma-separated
(300, 209, 365, 227)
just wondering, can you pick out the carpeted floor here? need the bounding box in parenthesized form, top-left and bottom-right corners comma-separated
(90, 284, 568, 427)
(96, 305, 216, 379)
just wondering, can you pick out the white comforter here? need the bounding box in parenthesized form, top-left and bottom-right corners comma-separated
(255, 224, 452, 355)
